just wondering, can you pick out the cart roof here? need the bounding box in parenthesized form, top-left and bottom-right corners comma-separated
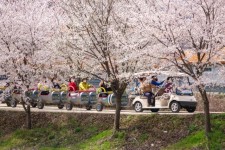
(134, 71, 188, 78)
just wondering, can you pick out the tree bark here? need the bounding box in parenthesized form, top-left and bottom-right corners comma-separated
(26, 105, 31, 129)
(198, 86, 211, 134)
(114, 94, 122, 132)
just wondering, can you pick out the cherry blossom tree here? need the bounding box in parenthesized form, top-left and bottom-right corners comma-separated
(136, 0, 225, 136)
(56, 0, 150, 132)
(0, 0, 57, 129)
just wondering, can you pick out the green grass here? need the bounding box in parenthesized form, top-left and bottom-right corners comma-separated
(76, 130, 113, 150)
(0, 123, 124, 150)
(164, 131, 206, 150)
(75, 130, 127, 150)
(165, 114, 225, 150)
(0, 119, 106, 150)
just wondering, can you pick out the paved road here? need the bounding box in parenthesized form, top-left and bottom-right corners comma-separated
(0, 104, 224, 115)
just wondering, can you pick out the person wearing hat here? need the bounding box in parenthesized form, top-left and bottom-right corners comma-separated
(79, 78, 93, 90)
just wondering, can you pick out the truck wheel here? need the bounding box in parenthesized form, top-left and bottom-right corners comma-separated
(58, 104, 64, 109)
(6, 102, 11, 107)
(96, 103, 103, 111)
(11, 100, 17, 108)
(66, 103, 73, 110)
(86, 105, 92, 110)
(186, 107, 196, 113)
(31, 103, 37, 108)
(37, 102, 44, 109)
(150, 108, 159, 112)
(134, 102, 143, 112)
(170, 101, 181, 113)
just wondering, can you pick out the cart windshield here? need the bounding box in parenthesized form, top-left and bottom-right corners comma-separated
(173, 77, 193, 95)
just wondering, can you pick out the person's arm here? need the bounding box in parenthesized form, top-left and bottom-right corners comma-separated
(159, 81, 164, 85)
(73, 83, 78, 91)
(37, 83, 42, 90)
(57, 83, 61, 89)
(151, 80, 164, 86)
(88, 83, 93, 88)
(79, 83, 84, 90)
(99, 80, 103, 87)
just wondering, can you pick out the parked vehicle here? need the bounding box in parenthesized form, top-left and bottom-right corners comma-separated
(132, 71, 197, 113)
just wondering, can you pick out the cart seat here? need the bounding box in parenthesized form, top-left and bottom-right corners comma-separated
(140, 95, 147, 99)
(40, 91, 50, 95)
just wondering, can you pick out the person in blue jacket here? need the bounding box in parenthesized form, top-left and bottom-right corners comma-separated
(151, 76, 164, 87)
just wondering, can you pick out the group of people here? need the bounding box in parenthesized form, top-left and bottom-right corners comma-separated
(37, 76, 94, 92)
(138, 75, 173, 106)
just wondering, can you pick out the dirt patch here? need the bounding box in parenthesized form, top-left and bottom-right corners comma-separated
(120, 115, 204, 150)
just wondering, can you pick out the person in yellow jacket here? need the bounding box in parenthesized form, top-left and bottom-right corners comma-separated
(37, 77, 50, 91)
(79, 78, 93, 90)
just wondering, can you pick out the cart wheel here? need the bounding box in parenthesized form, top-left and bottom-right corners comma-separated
(37, 102, 44, 109)
(31, 103, 37, 108)
(6, 102, 11, 107)
(11, 100, 17, 108)
(170, 101, 181, 113)
(86, 105, 92, 110)
(134, 102, 143, 112)
(58, 104, 64, 109)
(96, 103, 103, 111)
(186, 107, 196, 113)
(66, 103, 73, 110)
(150, 108, 159, 112)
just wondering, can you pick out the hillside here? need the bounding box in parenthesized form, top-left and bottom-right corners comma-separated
(0, 111, 225, 149)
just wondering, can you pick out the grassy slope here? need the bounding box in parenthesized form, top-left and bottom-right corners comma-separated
(0, 112, 225, 150)
(164, 114, 225, 150)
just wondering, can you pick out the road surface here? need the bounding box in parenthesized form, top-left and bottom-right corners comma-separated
(0, 104, 224, 115)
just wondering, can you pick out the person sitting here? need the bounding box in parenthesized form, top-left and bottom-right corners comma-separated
(52, 78, 61, 89)
(79, 78, 93, 90)
(38, 76, 50, 95)
(164, 77, 173, 93)
(68, 77, 78, 92)
(151, 75, 164, 87)
(139, 77, 155, 106)
(99, 79, 112, 92)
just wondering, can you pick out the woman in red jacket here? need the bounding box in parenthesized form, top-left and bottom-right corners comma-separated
(68, 77, 77, 92)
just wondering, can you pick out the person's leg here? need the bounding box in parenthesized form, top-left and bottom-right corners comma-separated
(150, 92, 155, 106)
(144, 92, 151, 105)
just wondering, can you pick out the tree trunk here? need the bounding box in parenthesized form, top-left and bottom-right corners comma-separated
(198, 86, 211, 134)
(26, 105, 31, 129)
(114, 95, 122, 132)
